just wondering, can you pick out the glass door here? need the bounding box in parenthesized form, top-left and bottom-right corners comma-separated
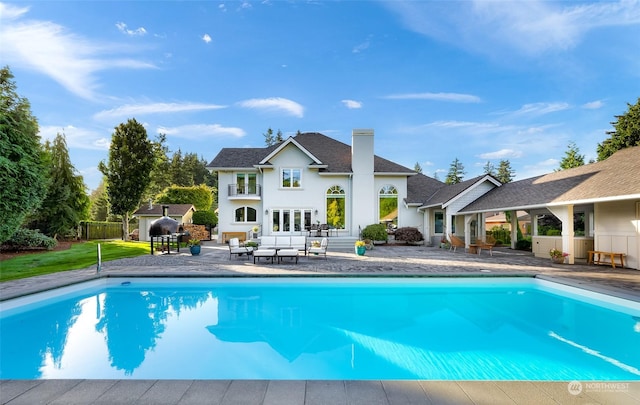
(272, 209, 312, 234)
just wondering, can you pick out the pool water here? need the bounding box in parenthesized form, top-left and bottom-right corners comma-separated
(1, 277, 639, 380)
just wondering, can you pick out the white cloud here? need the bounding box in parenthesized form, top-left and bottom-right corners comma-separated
(238, 97, 304, 118)
(385, 0, 640, 57)
(342, 99, 363, 109)
(478, 149, 523, 160)
(39, 125, 111, 151)
(0, 4, 156, 100)
(202, 33, 212, 43)
(94, 102, 227, 120)
(385, 92, 482, 103)
(116, 22, 147, 36)
(582, 100, 604, 109)
(157, 124, 245, 139)
(507, 102, 571, 116)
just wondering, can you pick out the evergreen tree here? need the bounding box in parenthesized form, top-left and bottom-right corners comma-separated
(89, 179, 110, 221)
(170, 149, 192, 186)
(0, 67, 48, 243)
(496, 159, 515, 183)
(445, 158, 465, 185)
(263, 128, 275, 146)
(30, 133, 90, 237)
(483, 161, 495, 176)
(557, 141, 585, 171)
(414, 162, 423, 173)
(275, 129, 284, 143)
(597, 98, 640, 161)
(145, 133, 171, 202)
(98, 118, 154, 240)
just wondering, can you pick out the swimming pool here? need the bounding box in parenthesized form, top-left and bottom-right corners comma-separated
(1, 277, 639, 380)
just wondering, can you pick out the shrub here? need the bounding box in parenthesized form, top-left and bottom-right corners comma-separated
(546, 229, 561, 236)
(192, 210, 217, 226)
(515, 239, 532, 251)
(1, 228, 58, 251)
(361, 224, 388, 242)
(394, 227, 423, 243)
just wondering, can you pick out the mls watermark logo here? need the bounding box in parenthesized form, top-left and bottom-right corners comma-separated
(567, 380, 583, 395)
(568, 380, 629, 396)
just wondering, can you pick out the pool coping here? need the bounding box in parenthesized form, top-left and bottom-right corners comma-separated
(2, 271, 640, 305)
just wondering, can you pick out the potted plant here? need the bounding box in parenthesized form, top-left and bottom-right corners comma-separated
(355, 240, 366, 256)
(188, 239, 201, 256)
(549, 248, 568, 264)
(251, 226, 259, 239)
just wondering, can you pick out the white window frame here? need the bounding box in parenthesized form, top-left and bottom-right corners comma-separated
(281, 168, 302, 189)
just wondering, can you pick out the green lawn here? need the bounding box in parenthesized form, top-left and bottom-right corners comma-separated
(0, 240, 150, 282)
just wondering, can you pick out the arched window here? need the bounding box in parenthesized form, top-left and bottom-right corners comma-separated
(326, 185, 346, 229)
(379, 185, 398, 225)
(235, 206, 257, 223)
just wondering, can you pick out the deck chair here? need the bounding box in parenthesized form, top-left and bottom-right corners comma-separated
(448, 234, 466, 253)
(307, 237, 328, 259)
(229, 237, 252, 260)
(477, 235, 496, 256)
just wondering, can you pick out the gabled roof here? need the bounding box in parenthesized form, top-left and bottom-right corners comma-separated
(419, 175, 501, 209)
(133, 204, 196, 217)
(405, 173, 447, 205)
(459, 146, 640, 213)
(207, 132, 415, 174)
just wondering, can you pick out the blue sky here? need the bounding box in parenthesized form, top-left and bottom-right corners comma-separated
(2, 1, 639, 192)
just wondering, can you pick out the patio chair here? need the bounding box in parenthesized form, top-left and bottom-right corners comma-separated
(308, 237, 328, 259)
(229, 237, 252, 260)
(448, 234, 466, 253)
(477, 235, 496, 256)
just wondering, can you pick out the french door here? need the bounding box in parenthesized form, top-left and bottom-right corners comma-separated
(271, 209, 312, 234)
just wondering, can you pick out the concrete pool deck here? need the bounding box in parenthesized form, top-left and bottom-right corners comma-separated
(2, 243, 640, 404)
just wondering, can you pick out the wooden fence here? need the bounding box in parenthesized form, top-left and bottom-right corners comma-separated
(80, 221, 123, 240)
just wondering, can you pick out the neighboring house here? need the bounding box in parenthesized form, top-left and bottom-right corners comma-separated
(132, 203, 196, 242)
(485, 211, 532, 236)
(208, 130, 640, 270)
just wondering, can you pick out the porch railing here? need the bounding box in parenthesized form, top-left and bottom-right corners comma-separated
(228, 184, 262, 197)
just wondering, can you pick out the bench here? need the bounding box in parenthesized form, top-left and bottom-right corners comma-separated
(222, 232, 246, 244)
(588, 251, 625, 268)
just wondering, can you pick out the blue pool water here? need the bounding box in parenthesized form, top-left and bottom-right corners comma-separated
(1, 277, 639, 380)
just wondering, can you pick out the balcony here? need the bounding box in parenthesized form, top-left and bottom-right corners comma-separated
(227, 184, 262, 200)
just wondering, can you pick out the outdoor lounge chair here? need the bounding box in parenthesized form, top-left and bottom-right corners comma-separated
(448, 234, 466, 253)
(229, 238, 253, 260)
(477, 236, 496, 256)
(307, 237, 328, 259)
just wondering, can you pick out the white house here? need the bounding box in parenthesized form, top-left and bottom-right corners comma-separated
(208, 130, 444, 244)
(208, 130, 640, 270)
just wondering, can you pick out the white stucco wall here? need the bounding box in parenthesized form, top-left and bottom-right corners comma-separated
(594, 200, 639, 270)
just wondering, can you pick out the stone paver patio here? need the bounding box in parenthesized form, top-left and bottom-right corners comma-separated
(2, 242, 640, 404)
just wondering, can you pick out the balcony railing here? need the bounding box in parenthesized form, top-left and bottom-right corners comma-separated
(228, 184, 262, 197)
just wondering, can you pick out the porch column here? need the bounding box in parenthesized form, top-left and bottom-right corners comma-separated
(509, 210, 517, 249)
(464, 215, 474, 247)
(548, 205, 575, 264)
(423, 208, 431, 246)
(479, 213, 487, 241)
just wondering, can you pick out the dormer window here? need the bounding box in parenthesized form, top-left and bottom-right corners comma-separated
(281, 168, 301, 188)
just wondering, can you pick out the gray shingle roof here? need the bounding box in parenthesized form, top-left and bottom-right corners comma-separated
(207, 132, 415, 174)
(420, 175, 497, 207)
(406, 173, 446, 204)
(459, 146, 640, 213)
